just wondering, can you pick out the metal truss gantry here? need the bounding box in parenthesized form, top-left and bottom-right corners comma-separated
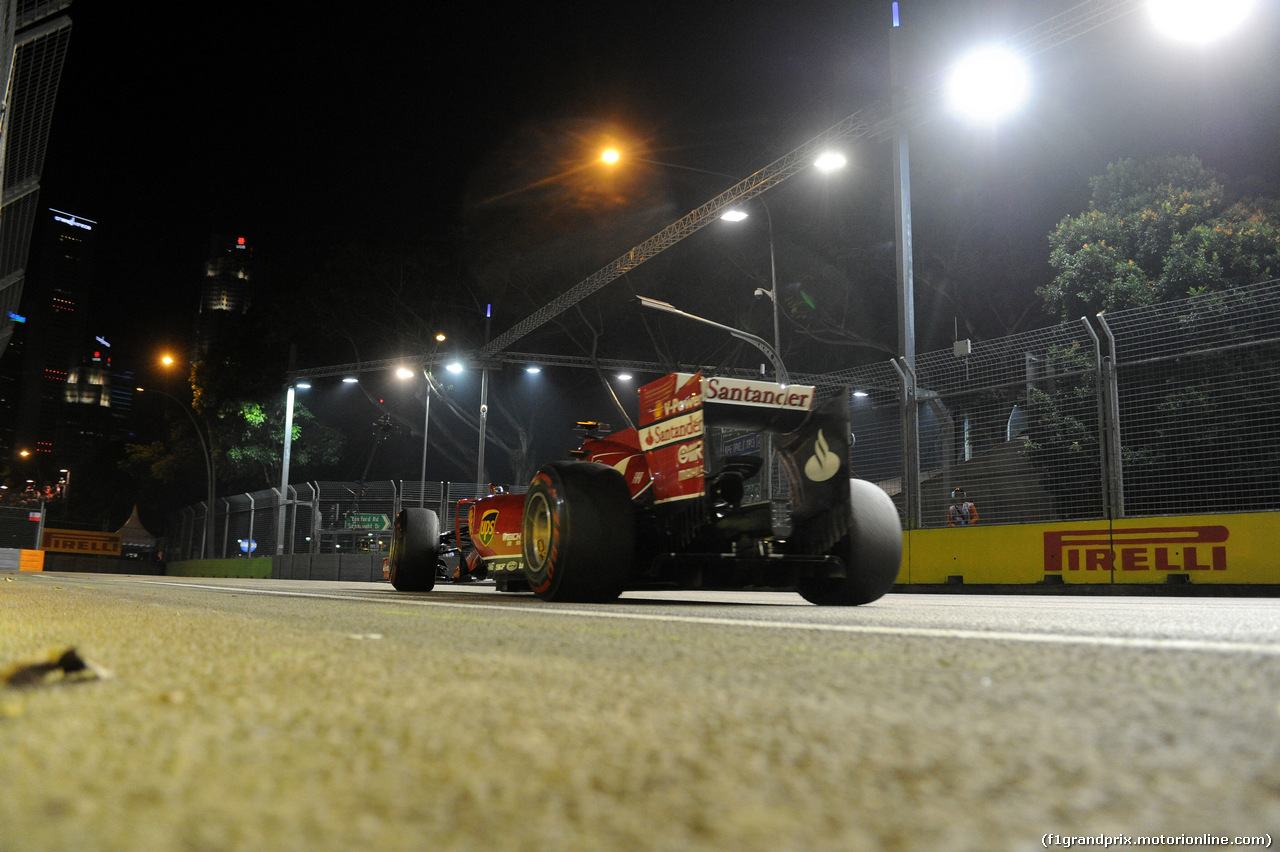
(289, 0, 1146, 385)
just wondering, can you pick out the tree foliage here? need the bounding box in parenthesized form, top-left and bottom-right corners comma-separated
(1041, 156, 1280, 321)
(221, 399, 345, 488)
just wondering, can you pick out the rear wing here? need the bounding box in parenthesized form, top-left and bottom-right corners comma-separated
(637, 372, 819, 504)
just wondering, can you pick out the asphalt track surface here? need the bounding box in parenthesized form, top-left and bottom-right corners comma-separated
(3, 572, 1279, 852)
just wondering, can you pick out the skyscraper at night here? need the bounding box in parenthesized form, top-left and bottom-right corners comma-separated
(10, 207, 97, 467)
(0, 1, 73, 364)
(0, 0, 73, 467)
(195, 234, 253, 355)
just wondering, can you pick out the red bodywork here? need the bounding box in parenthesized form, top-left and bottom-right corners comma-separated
(459, 371, 818, 585)
(464, 430, 655, 581)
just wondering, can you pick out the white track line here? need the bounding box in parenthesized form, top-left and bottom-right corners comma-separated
(112, 578, 1280, 658)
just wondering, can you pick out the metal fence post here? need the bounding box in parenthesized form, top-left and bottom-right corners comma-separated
(247, 493, 256, 557)
(890, 357, 921, 529)
(286, 485, 297, 555)
(220, 498, 232, 559)
(1094, 313, 1126, 519)
(1081, 317, 1113, 519)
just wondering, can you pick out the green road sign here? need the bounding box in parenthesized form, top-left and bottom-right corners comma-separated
(344, 513, 391, 531)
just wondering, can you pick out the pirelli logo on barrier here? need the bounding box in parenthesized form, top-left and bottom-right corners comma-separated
(1043, 526, 1229, 573)
(42, 529, 122, 556)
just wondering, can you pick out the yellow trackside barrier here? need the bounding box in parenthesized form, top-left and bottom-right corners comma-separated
(901, 512, 1280, 585)
(19, 549, 44, 571)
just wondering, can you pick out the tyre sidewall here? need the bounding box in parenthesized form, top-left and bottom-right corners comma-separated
(523, 469, 564, 597)
(521, 462, 634, 602)
(389, 507, 440, 592)
(798, 479, 902, 605)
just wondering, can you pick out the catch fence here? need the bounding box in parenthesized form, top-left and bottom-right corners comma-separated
(169, 280, 1280, 555)
(825, 279, 1280, 528)
(168, 480, 527, 561)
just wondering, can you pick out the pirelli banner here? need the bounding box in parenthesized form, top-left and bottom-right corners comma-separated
(42, 529, 122, 556)
(901, 513, 1280, 585)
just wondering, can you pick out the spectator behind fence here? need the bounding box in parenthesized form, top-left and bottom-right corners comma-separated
(947, 487, 979, 526)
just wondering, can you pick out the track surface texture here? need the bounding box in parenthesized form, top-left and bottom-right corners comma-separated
(3, 573, 1278, 852)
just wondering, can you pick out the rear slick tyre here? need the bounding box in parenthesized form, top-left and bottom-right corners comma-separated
(797, 479, 902, 606)
(522, 461, 634, 603)
(389, 507, 440, 592)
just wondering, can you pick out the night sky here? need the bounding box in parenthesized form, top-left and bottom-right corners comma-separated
(30, 1, 1280, 483)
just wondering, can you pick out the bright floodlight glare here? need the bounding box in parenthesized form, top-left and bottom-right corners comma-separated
(526, 365, 541, 374)
(296, 380, 312, 389)
(617, 373, 633, 381)
(1148, 0, 1255, 43)
(814, 151, 847, 172)
(721, 210, 749, 222)
(947, 45, 1029, 122)
(395, 367, 414, 379)
(446, 362, 464, 374)
(601, 148, 620, 164)
(342, 376, 359, 384)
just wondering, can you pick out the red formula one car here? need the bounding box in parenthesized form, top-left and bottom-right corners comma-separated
(388, 372, 902, 605)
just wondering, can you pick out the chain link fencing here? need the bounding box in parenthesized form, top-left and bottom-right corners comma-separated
(167, 480, 527, 561)
(807, 279, 1280, 528)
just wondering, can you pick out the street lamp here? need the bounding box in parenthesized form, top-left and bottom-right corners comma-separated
(945, 45, 1029, 122)
(887, 0, 1255, 528)
(136, 385, 215, 559)
(719, 199, 781, 382)
(396, 331, 447, 506)
(1148, 0, 1256, 43)
(637, 296, 789, 386)
(397, 365, 435, 507)
(604, 148, 844, 382)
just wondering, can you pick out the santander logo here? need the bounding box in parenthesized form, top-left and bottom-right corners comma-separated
(804, 429, 841, 482)
(704, 377, 814, 411)
(639, 410, 704, 450)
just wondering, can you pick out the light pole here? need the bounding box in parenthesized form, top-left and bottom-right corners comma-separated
(887, 0, 1254, 529)
(419, 373, 432, 503)
(395, 364, 435, 506)
(137, 385, 215, 559)
(275, 383, 298, 557)
(478, 307, 491, 488)
(889, 2, 921, 530)
(720, 199, 781, 381)
(397, 331, 447, 505)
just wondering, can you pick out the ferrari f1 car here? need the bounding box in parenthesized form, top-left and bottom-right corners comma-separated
(388, 372, 902, 605)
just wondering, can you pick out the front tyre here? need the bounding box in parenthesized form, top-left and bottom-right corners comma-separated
(522, 461, 634, 603)
(798, 479, 902, 606)
(389, 507, 440, 592)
